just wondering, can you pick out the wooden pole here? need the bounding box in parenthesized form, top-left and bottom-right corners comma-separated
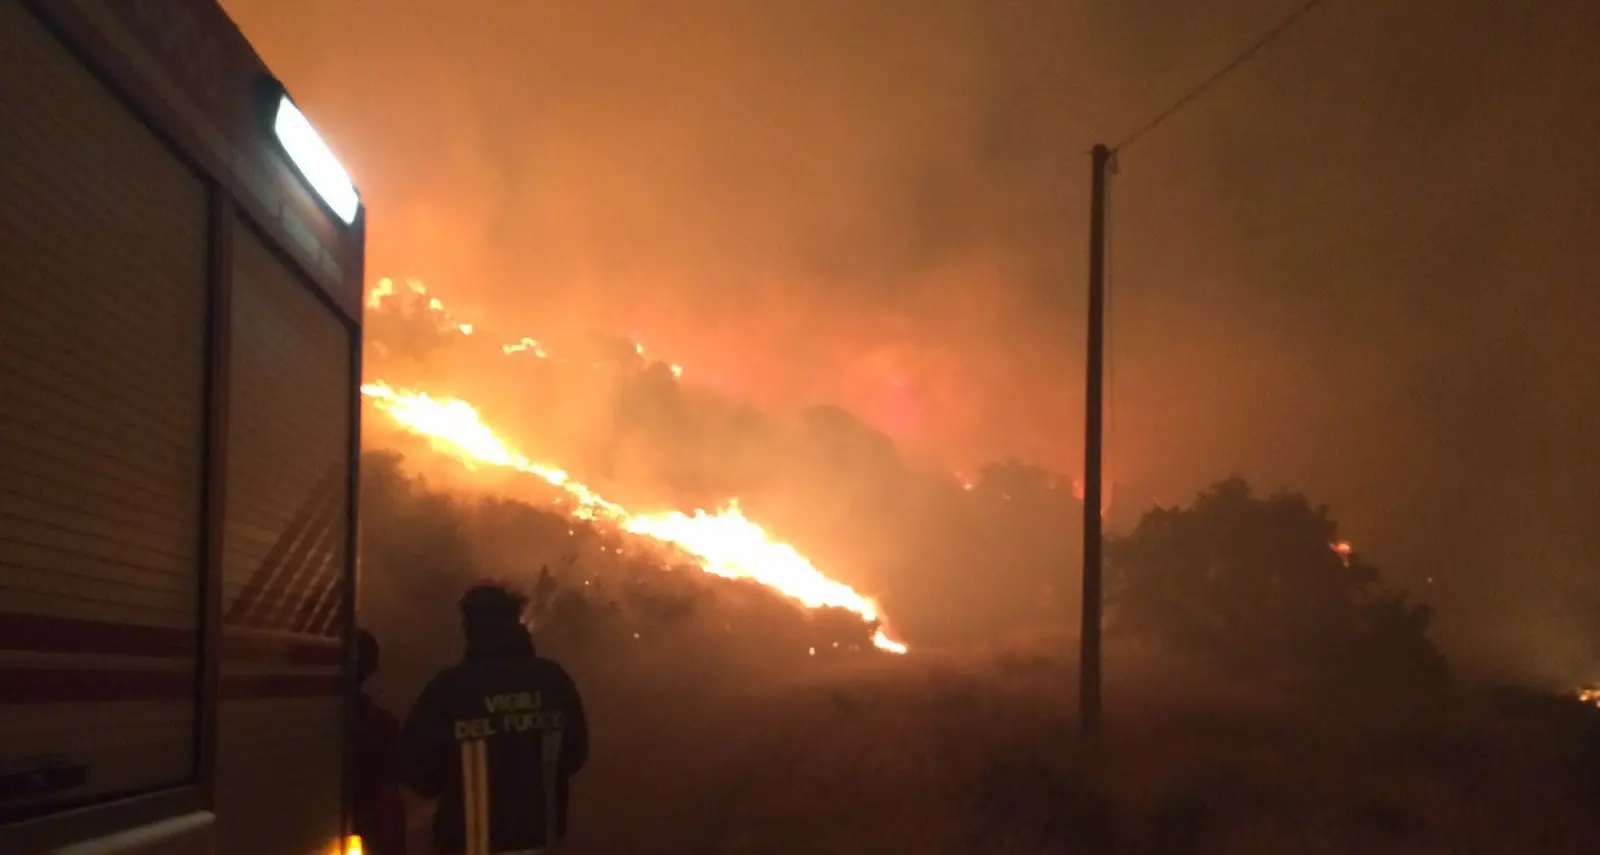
(1079, 143, 1111, 753)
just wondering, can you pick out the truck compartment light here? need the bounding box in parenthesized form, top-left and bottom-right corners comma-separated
(272, 94, 360, 225)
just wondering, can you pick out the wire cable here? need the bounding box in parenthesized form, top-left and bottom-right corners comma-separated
(1113, 0, 1328, 154)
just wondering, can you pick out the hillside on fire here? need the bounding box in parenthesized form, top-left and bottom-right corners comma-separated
(357, 447, 896, 706)
(359, 278, 1087, 652)
(355, 429, 1600, 853)
(355, 275, 1466, 706)
(348, 278, 1600, 852)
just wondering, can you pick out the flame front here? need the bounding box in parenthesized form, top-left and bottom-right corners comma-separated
(360, 380, 907, 654)
(370, 277, 685, 377)
(369, 277, 476, 336)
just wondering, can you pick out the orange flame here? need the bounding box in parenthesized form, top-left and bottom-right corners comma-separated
(370, 277, 686, 378)
(360, 380, 906, 654)
(502, 337, 549, 358)
(368, 277, 475, 336)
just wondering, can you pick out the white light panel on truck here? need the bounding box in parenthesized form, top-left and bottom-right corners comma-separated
(272, 95, 360, 225)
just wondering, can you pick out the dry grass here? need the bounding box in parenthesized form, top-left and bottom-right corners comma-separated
(698, 639, 1600, 854)
(409, 635, 1600, 854)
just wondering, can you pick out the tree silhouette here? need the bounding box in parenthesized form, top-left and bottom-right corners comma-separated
(966, 460, 1082, 629)
(1108, 478, 1447, 696)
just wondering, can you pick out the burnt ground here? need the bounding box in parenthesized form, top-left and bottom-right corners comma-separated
(402, 644, 1600, 855)
(562, 654, 1084, 855)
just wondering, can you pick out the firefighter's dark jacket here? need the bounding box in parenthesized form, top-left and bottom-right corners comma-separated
(400, 637, 590, 853)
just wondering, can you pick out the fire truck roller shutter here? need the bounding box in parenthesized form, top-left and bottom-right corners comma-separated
(0, 0, 208, 822)
(214, 219, 352, 855)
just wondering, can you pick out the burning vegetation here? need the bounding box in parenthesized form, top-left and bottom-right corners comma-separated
(360, 277, 908, 656)
(361, 379, 906, 654)
(356, 449, 894, 709)
(355, 275, 1598, 716)
(346, 278, 1600, 854)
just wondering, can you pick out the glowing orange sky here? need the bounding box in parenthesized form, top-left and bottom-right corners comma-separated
(223, 0, 1600, 678)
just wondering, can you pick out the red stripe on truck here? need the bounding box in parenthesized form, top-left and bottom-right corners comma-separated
(0, 666, 341, 704)
(0, 666, 193, 703)
(222, 630, 343, 666)
(0, 612, 344, 666)
(0, 612, 196, 657)
(218, 671, 343, 701)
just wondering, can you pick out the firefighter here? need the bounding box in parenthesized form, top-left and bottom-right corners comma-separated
(353, 629, 408, 855)
(401, 584, 591, 855)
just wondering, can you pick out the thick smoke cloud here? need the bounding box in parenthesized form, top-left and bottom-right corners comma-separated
(226, 0, 1600, 681)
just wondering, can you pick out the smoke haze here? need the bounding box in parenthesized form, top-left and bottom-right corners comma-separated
(224, 0, 1600, 680)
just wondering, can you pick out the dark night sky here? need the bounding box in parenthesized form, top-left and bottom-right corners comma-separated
(224, 0, 1600, 679)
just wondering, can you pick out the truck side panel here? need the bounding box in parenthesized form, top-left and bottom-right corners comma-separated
(2, 1, 365, 852)
(215, 221, 353, 855)
(0, 0, 209, 823)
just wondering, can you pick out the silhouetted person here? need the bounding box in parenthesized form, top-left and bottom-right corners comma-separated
(353, 629, 408, 855)
(401, 584, 590, 854)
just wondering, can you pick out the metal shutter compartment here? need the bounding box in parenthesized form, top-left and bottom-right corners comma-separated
(216, 221, 351, 855)
(0, 0, 207, 814)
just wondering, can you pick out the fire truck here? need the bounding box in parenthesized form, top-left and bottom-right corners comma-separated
(1, 2, 364, 854)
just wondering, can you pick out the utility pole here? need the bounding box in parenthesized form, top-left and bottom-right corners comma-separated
(1079, 143, 1111, 753)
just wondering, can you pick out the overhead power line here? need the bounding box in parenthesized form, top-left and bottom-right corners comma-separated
(1079, 0, 1327, 757)
(1113, 0, 1328, 154)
